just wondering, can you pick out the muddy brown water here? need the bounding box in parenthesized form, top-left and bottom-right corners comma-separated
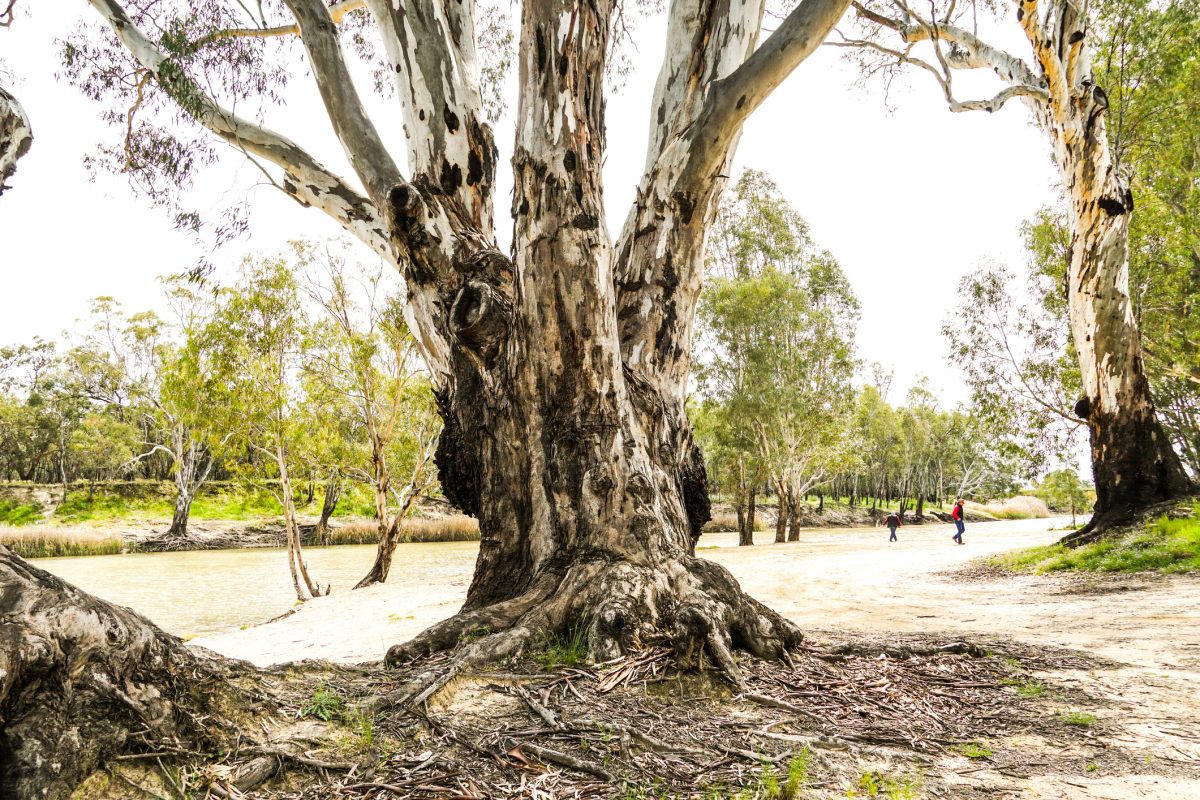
(35, 542, 481, 638)
(35, 518, 1049, 641)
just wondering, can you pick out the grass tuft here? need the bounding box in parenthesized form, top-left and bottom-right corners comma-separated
(0, 526, 123, 558)
(846, 770, 920, 799)
(532, 620, 591, 669)
(990, 504, 1200, 575)
(952, 742, 993, 759)
(299, 685, 345, 722)
(1059, 710, 1097, 727)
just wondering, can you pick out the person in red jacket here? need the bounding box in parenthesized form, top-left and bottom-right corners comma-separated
(951, 498, 966, 544)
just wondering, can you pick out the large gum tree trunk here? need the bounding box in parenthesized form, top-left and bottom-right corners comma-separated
(1061, 174, 1192, 536)
(73, 0, 851, 725)
(1023, 0, 1196, 539)
(0, 547, 257, 798)
(377, 0, 849, 688)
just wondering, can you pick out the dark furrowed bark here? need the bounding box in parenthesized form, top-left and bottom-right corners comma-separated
(0, 547, 262, 799)
(1064, 401, 1193, 542)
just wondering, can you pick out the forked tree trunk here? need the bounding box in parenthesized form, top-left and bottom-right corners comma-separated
(76, 0, 848, 716)
(0, 547, 259, 798)
(312, 468, 343, 545)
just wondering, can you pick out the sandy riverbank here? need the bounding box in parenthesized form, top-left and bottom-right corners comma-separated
(192, 516, 1200, 798)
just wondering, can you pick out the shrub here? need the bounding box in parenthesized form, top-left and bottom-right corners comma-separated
(322, 515, 481, 545)
(0, 526, 124, 558)
(0, 500, 43, 526)
(968, 496, 1050, 520)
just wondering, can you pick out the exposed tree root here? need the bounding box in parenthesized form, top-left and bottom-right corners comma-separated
(0, 547, 272, 799)
(1058, 494, 1198, 547)
(382, 555, 803, 703)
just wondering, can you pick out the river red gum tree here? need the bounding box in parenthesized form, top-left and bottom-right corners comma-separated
(840, 0, 1193, 537)
(81, 0, 851, 681)
(1, 5, 853, 788)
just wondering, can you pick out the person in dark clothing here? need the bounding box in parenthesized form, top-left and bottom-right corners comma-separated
(883, 510, 902, 542)
(951, 498, 966, 544)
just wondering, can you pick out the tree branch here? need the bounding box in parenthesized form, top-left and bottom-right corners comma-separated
(283, 0, 404, 204)
(191, 0, 366, 50)
(86, 0, 392, 260)
(364, 0, 498, 233)
(850, 0, 1043, 87)
(687, 0, 852, 188)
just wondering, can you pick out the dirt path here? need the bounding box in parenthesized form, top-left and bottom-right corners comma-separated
(197, 517, 1200, 798)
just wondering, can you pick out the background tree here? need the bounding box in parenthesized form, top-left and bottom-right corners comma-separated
(1035, 468, 1095, 527)
(839, 0, 1194, 535)
(943, 260, 1086, 479)
(695, 170, 859, 545)
(301, 242, 441, 588)
(211, 255, 327, 602)
(67, 285, 236, 538)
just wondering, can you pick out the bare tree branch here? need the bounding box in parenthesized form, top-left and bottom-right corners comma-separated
(86, 0, 391, 260)
(191, 0, 366, 49)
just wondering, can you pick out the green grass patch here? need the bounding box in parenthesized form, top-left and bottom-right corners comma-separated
(1059, 711, 1097, 727)
(532, 620, 590, 669)
(299, 685, 345, 722)
(846, 770, 920, 799)
(989, 505, 1200, 575)
(952, 742, 993, 759)
(0, 500, 43, 526)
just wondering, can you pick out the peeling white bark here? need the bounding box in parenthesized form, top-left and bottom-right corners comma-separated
(0, 83, 32, 196)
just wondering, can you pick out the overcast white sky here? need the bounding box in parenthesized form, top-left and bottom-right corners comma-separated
(0, 5, 1060, 409)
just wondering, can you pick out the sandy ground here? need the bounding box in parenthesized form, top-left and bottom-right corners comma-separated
(196, 517, 1200, 798)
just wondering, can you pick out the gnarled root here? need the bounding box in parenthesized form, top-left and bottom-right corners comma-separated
(0, 547, 266, 799)
(382, 554, 802, 702)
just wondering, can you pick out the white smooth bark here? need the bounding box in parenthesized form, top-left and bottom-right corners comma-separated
(0, 83, 32, 196)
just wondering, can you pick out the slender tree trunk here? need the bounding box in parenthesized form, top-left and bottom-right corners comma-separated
(168, 486, 194, 538)
(356, 434, 397, 588)
(786, 486, 800, 542)
(277, 445, 322, 600)
(915, 495, 924, 520)
(312, 467, 343, 546)
(773, 478, 787, 543)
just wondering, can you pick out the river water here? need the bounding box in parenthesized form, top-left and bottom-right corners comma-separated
(36, 542, 482, 639)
